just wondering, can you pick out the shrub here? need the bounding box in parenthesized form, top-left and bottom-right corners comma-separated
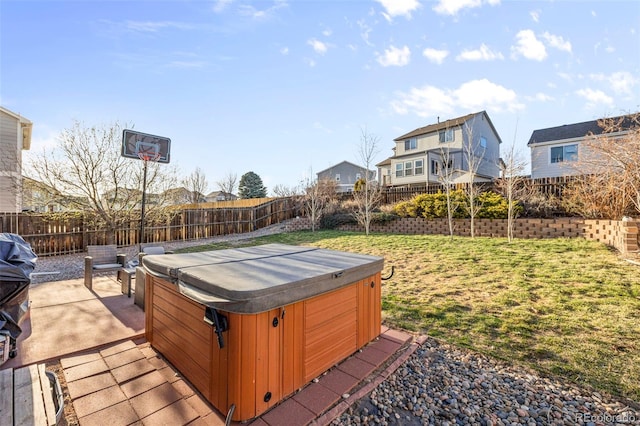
(476, 191, 510, 219)
(319, 213, 356, 229)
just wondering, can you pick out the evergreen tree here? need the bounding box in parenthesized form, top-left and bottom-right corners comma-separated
(238, 171, 267, 198)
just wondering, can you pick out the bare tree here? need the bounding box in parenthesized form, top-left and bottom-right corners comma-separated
(302, 175, 336, 232)
(25, 120, 178, 244)
(462, 121, 486, 238)
(352, 127, 382, 236)
(565, 113, 640, 218)
(217, 171, 238, 200)
(182, 167, 208, 205)
(495, 142, 528, 243)
(437, 127, 459, 240)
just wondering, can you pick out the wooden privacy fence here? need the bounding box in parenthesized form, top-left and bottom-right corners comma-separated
(0, 198, 298, 257)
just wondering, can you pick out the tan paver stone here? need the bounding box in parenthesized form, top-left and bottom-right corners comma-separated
(120, 370, 167, 399)
(100, 339, 138, 358)
(172, 378, 196, 398)
(185, 394, 216, 417)
(141, 399, 199, 426)
(67, 372, 117, 400)
(64, 358, 110, 383)
(157, 365, 181, 383)
(72, 385, 128, 418)
(129, 382, 183, 419)
(60, 352, 103, 369)
(77, 401, 139, 426)
(111, 358, 156, 384)
(104, 347, 145, 369)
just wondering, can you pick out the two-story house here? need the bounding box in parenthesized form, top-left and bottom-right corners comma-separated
(527, 113, 638, 179)
(377, 111, 502, 188)
(0, 106, 32, 213)
(316, 161, 376, 193)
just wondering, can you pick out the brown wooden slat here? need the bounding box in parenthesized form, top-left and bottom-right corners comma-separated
(0, 368, 13, 426)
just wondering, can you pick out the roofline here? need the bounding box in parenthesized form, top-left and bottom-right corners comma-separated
(0, 106, 33, 150)
(393, 111, 502, 144)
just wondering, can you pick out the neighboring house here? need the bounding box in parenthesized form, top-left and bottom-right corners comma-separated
(205, 191, 238, 202)
(0, 106, 32, 213)
(377, 111, 502, 188)
(527, 114, 638, 179)
(164, 187, 207, 205)
(316, 161, 376, 193)
(21, 177, 65, 212)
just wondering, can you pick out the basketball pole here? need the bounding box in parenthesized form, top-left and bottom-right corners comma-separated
(139, 158, 149, 253)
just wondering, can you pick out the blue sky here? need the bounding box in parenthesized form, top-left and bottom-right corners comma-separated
(2, 0, 639, 195)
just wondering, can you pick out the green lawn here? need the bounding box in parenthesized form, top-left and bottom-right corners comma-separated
(176, 230, 640, 402)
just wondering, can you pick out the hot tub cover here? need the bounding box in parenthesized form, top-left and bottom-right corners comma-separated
(142, 243, 384, 313)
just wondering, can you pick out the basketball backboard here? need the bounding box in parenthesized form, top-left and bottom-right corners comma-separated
(122, 129, 171, 163)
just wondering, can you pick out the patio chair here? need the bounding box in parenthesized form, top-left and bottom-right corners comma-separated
(84, 245, 126, 290)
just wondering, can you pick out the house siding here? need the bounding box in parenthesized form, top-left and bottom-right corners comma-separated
(317, 161, 373, 192)
(0, 110, 22, 212)
(385, 112, 501, 187)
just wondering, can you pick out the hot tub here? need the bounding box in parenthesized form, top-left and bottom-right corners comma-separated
(142, 243, 383, 421)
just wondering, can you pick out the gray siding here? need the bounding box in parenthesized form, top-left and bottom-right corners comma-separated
(0, 110, 22, 212)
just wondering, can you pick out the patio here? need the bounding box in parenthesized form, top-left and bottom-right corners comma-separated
(1, 275, 417, 425)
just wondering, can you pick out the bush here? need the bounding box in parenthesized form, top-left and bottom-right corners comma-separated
(319, 213, 356, 229)
(392, 190, 514, 219)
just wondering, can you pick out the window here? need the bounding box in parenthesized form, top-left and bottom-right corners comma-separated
(355, 173, 361, 180)
(550, 144, 578, 163)
(395, 163, 404, 177)
(415, 159, 424, 175)
(439, 129, 454, 143)
(335, 174, 340, 182)
(480, 136, 487, 149)
(404, 161, 413, 176)
(430, 159, 440, 175)
(404, 137, 417, 151)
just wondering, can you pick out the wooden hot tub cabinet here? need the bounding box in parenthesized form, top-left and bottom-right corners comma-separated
(143, 244, 383, 422)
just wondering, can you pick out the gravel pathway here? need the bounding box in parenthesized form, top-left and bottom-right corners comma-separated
(26, 224, 640, 425)
(29, 221, 290, 284)
(333, 338, 639, 426)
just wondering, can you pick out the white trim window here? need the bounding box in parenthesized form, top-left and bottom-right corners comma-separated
(430, 159, 440, 175)
(439, 129, 454, 143)
(404, 161, 413, 176)
(355, 173, 361, 180)
(395, 163, 404, 177)
(415, 159, 424, 175)
(404, 137, 417, 151)
(335, 173, 341, 182)
(480, 136, 487, 149)
(550, 144, 578, 163)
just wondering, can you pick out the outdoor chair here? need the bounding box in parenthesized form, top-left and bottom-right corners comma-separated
(84, 245, 126, 290)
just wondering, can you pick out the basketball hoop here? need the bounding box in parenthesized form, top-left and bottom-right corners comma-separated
(137, 152, 162, 162)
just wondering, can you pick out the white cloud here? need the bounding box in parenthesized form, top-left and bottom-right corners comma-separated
(166, 61, 205, 69)
(530, 10, 540, 22)
(423, 47, 449, 64)
(357, 20, 374, 47)
(375, 0, 420, 20)
(526, 92, 555, 102)
(280, 47, 289, 55)
(124, 21, 193, 33)
(433, 0, 500, 16)
(541, 32, 572, 53)
(390, 78, 522, 117)
(590, 71, 638, 95)
(304, 58, 316, 67)
(511, 29, 547, 61)
(238, 0, 288, 20)
(377, 45, 411, 67)
(456, 43, 504, 61)
(212, 0, 234, 13)
(308, 38, 328, 55)
(322, 28, 332, 37)
(576, 88, 613, 107)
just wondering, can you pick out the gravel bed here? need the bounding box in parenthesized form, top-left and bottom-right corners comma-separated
(29, 222, 290, 284)
(333, 337, 639, 426)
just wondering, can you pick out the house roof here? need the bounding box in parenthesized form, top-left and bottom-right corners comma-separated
(0, 106, 33, 150)
(527, 113, 638, 146)
(393, 111, 501, 144)
(315, 160, 374, 175)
